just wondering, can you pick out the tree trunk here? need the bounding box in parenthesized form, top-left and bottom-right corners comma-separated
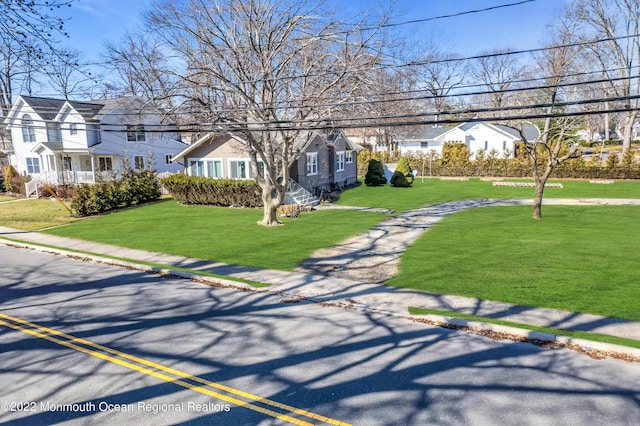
(621, 111, 637, 152)
(258, 181, 283, 226)
(532, 180, 545, 219)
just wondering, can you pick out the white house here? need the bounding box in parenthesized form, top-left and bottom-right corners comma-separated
(5, 95, 186, 192)
(395, 122, 540, 158)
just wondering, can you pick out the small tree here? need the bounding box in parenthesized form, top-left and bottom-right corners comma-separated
(364, 159, 387, 186)
(391, 157, 413, 187)
(3, 165, 21, 193)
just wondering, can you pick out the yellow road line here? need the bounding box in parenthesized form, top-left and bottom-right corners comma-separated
(0, 313, 351, 426)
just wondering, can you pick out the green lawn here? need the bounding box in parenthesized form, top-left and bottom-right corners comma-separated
(0, 198, 82, 230)
(389, 205, 640, 321)
(336, 178, 640, 212)
(42, 200, 386, 271)
(3, 178, 640, 323)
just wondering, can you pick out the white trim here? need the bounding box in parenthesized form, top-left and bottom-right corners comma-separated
(228, 158, 252, 179)
(188, 158, 224, 178)
(336, 151, 345, 172)
(306, 152, 318, 176)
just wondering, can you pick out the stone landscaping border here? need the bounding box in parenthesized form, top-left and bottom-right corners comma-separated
(493, 181, 563, 188)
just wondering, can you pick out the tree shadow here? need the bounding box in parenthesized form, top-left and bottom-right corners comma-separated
(1, 247, 639, 425)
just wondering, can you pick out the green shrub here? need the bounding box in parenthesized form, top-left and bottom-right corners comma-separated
(4, 165, 22, 193)
(393, 157, 413, 186)
(390, 170, 411, 187)
(364, 159, 387, 186)
(161, 174, 262, 207)
(71, 171, 162, 217)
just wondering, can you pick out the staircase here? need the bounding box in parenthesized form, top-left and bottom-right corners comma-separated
(285, 179, 320, 206)
(25, 172, 55, 198)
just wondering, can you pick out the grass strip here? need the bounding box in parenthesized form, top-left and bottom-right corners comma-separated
(409, 306, 640, 349)
(0, 237, 268, 288)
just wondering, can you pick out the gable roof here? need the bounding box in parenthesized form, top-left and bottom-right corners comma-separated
(172, 130, 362, 163)
(497, 124, 540, 142)
(396, 122, 541, 143)
(171, 132, 227, 163)
(20, 95, 106, 120)
(395, 126, 452, 141)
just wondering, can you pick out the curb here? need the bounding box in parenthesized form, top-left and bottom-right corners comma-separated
(0, 238, 259, 292)
(414, 313, 640, 360)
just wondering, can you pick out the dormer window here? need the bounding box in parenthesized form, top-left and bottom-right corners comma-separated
(21, 114, 36, 143)
(70, 123, 78, 135)
(127, 124, 146, 142)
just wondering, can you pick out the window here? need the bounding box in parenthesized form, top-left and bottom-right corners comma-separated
(26, 157, 40, 174)
(306, 152, 318, 176)
(127, 124, 146, 142)
(70, 123, 77, 135)
(21, 115, 36, 143)
(484, 141, 488, 150)
(165, 154, 173, 165)
(503, 141, 507, 151)
(336, 151, 345, 172)
(134, 155, 144, 170)
(189, 159, 223, 178)
(346, 151, 353, 164)
(420, 142, 429, 149)
(98, 157, 113, 171)
(190, 160, 204, 176)
(229, 160, 248, 179)
(207, 160, 223, 178)
(62, 156, 72, 171)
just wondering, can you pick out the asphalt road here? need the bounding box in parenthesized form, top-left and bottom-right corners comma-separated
(1, 245, 639, 425)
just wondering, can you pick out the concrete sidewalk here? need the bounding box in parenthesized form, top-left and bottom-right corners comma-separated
(2, 224, 640, 359)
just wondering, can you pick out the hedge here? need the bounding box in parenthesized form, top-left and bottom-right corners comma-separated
(161, 174, 263, 207)
(71, 170, 161, 217)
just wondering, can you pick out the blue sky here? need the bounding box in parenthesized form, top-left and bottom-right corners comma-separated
(58, 0, 567, 85)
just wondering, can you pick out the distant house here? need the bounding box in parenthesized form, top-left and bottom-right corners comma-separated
(395, 122, 540, 158)
(171, 130, 363, 195)
(343, 127, 396, 152)
(4, 95, 186, 193)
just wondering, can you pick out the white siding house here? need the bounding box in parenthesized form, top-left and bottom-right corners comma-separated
(396, 122, 540, 158)
(5, 95, 186, 192)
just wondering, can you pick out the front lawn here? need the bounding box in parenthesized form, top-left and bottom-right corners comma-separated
(336, 178, 640, 212)
(0, 199, 82, 230)
(42, 200, 386, 271)
(3, 179, 640, 323)
(389, 204, 640, 321)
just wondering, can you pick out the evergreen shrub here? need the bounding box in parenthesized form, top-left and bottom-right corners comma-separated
(161, 174, 262, 207)
(364, 159, 387, 186)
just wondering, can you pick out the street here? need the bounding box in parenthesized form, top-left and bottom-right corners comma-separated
(1, 244, 639, 425)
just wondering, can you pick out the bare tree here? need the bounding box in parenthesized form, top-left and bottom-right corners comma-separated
(147, 0, 389, 225)
(473, 48, 527, 118)
(45, 48, 96, 99)
(103, 32, 178, 115)
(418, 48, 467, 116)
(521, 18, 582, 219)
(570, 0, 640, 151)
(0, 0, 74, 121)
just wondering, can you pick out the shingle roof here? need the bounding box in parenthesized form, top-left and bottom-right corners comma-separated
(497, 124, 540, 142)
(21, 95, 106, 120)
(20, 96, 66, 120)
(397, 126, 451, 141)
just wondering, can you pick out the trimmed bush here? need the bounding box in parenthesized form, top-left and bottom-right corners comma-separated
(161, 174, 262, 207)
(364, 159, 387, 186)
(392, 157, 413, 187)
(71, 171, 162, 217)
(390, 170, 411, 187)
